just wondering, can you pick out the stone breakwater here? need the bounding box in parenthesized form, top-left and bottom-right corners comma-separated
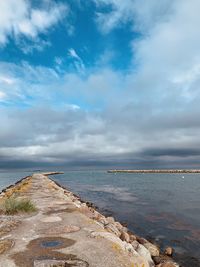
(108, 169, 200, 173)
(0, 173, 180, 267)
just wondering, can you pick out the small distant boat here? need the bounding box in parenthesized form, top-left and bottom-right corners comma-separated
(182, 176, 185, 179)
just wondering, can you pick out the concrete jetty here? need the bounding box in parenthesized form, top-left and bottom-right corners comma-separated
(0, 173, 179, 267)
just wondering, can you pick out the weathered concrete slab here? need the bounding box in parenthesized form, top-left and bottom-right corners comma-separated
(0, 173, 178, 267)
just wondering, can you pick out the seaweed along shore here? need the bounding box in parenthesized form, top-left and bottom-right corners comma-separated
(0, 172, 179, 267)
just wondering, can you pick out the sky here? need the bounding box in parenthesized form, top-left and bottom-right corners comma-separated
(0, 0, 200, 170)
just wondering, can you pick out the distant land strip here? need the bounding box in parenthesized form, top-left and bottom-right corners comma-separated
(107, 169, 200, 173)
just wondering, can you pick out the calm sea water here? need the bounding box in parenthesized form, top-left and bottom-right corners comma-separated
(0, 170, 200, 266)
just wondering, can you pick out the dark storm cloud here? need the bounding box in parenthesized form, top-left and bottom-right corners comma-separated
(141, 148, 200, 158)
(1, 101, 200, 169)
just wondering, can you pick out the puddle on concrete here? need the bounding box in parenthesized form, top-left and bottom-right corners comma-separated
(28, 237, 75, 250)
(12, 236, 89, 267)
(41, 240, 62, 248)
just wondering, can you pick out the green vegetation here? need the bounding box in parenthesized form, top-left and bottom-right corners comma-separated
(0, 197, 37, 215)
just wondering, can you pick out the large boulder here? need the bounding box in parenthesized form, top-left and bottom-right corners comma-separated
(106, 216, 115, 224)
(164, 247, 173, 256)
(120, 231, 130, 242)
(136, 244, 155, 267)
(114, 221, 123, 231)
(143, 242, 160, 257)
(129, 234, 137, 242)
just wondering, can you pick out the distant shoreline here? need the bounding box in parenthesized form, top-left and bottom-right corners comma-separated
(107, 169, 200, 173)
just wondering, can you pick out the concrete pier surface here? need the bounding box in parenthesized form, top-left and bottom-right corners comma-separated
(0, 173, 179, 267)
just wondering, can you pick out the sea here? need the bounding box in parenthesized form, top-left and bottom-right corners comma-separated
(0, 170, 200, 267)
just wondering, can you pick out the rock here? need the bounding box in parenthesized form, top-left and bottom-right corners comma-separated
(124, 243, 135, 253)
(86, 201, 97, 209)
(137, 237, 148, 244)
(157, 262, 179, 267)
(80, 203, 87, 208)
(120, 231, 130, 242)
(130, 234, 137, 242)
(90, 210, 100, 220)
(152, 256, 162, 265)
(164, 247, 173, 256)
(122, 226, 128, 233)
(131, 240, 140, 250)
(98, 217, 109, 226)
(106, 217, 115, 224)
(73, 200, 81, 207)
(114, 221, 123, 230)
(143, 242, 160, 257)
(136, 244, 155, 267)
(154, 254, 172, 264)
(105, 223, 121, 237)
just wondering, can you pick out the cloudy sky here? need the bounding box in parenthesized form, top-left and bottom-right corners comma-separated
(0, 0, 200, 169)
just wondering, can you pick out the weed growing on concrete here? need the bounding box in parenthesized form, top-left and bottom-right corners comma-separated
(0, 197, 37, 215)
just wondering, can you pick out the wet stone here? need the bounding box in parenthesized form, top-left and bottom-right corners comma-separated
(164, 246, 173, 256)
(153, 256, 162, 265)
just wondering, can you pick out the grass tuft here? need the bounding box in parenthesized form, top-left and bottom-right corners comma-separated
(0, 197, 37, 215)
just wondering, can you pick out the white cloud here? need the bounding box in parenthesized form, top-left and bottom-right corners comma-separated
(94, 0, 172, 33)
(68, 48, 85, 73)
(94, 0, 200, 104)
(54, 57, 62, 65)
(2, 1, 200, 167)
(0, 75, 15, 85)
(0, 91, 7, 101)
(95, 0, 133, 33)
(18, 39, 51, 54)
(68, 48, 81, 60)
(0, 0, 68, 45)
(132, 0, 200, 104)
(66, 104, 80, 110)
(1, 59, 200, 166)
